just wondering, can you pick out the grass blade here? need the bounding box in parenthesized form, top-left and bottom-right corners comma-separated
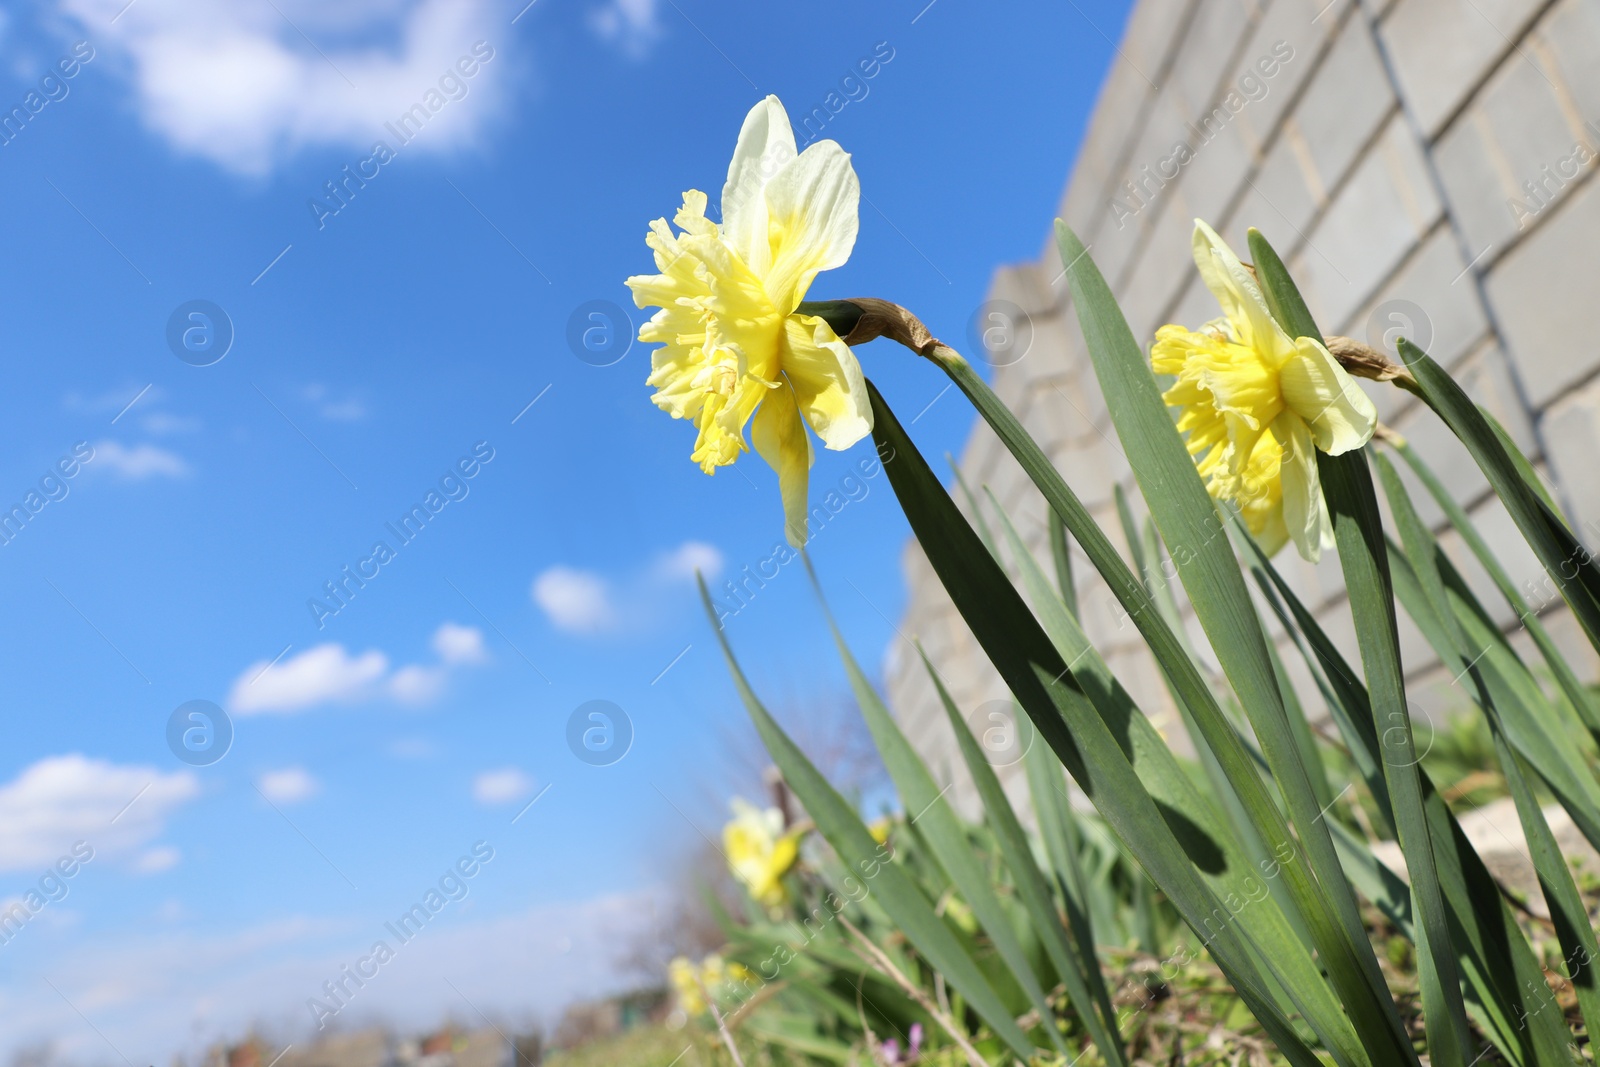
(697, 575, 1041, 1060)
(800, 558, 1082, 1060)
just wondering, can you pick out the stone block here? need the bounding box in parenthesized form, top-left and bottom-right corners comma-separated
(1434, 51, 1589, 264)
(1541, 373, 1600, 540)
(1223, 127, 1321, 253)
(1486, 173, 1600, 407)
(1291, 11, 1396, 194)
(1381, 0, 1549, 137)
(1295, 115, 1442, 333)
(1232, 0, 1341, 151)
(1342, 224, 1491, 375)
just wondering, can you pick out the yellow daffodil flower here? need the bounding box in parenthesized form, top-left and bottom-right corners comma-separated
(668, 956, 706, 1015)
(868, 817, 892, 845)
(668, 954, 756, 1017)
(723, 798, 800, 909)
(1152, 221, 1377, 561)
(627, 96, 872, 547)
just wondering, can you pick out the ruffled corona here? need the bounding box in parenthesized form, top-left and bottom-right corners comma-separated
(1153, 221, 1377, 561)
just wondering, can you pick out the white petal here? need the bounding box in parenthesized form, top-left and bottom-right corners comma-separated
(783, 315, 872, 450)
(1191, 220, 1293, 361)
(721, 96, 797, 280)
(751, 384, 814, 548)
(761, 140, 860, 313)
(1273, 414, 1331, 563)
(1280, 337, 1377, 455)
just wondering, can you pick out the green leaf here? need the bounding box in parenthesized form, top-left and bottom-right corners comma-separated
(1402, 339, 1600, 657)
(1049, 511, 1079, 618)
(800, 557, 1081, 1061)
(1250, 226, 1471, 1065)
(1386, 436, 1600, 740)
(697, 575, 1041, 1061)
(867, 376, 1331, 1067)
(921, 654, 1128, 1065)
(1052, 219, 1410, 1064)
(1238, 524, 1582, 1066)
(1377, 449, 1600, 1051)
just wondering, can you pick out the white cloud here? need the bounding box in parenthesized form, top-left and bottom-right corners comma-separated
(302, 384, 368, 422)
(56, 0, 505, 176)
(228, 624, 492, 714)
(89, 441, 190, 480)
(141, 413, 202, 436)
(229, 644, 388, 715)
(472, 767, 534, 805)
(256, 767, 319, 805)
(532, 566, 615, 633)
(134, 846, 182, 874)
(653, 540, 723, 582)
(432, 621, 487, 665)
(588, 0, 662, 58)
(387, 663, 446, 705)
(0, 755, 197, 872)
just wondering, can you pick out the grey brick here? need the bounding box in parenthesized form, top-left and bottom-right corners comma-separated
(1223, 127, 1322, 252)
(1380, 0, 1549, 137)
(1434, 51, 1588, 262)
(1341, 224, 1491, 371)
(1291, 11, 1396, 194)
(1232, 0, 1341, 150)
(1541, 373, 1600, 540)
(1176, 102, 1258, 225)
(1294, 115, 1442, 332)
(1059, 57, 1161, 241)
(1119, 189, 1206, 347)
(1167, 0, 1267, 118)
(1541, 0, 1600, 123)
(1486, 172, 1600, 407)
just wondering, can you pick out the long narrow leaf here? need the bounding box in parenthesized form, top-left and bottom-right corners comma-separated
(1377, 450, 1600, 1049)
(1250, 226, 1472, 1065)
(868, 377, 1332, 1067)
(1055, 219, 1411, 1063)
(697, 575, 1041, 1060)
(801, 559, 1080, 1060)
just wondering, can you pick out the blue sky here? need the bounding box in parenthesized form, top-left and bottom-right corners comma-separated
(0, 0, 1126, 1060)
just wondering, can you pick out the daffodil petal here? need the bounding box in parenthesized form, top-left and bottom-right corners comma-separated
(721, 96, 796, 279)
(762, 140, 860, 312)
(1273, 414, 1331, 563)
(1280, 337, 1378, 455)
(751, 384, 814, 547)
(781, 314, 872, 451)
(1191, 220, 1298, 364)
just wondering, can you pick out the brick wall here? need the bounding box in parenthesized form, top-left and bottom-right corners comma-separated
(887, 0, 1600, 814)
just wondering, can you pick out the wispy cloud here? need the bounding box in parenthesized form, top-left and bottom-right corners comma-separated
(230, 644, 388, 715)
(471, 767, 535, 805)
(433, 620, 488, 665)
(532, 566, 616, 634)
(534, 540, 723, 636)
(588, 0, 663, 58)
(89, 441, 190, 480)
(652, 540, 723, 582)
(56, 0, 506, 175)
(256, 767, 319, 804)
(0, 755, 197, 872)
(228, 623, 490, 714)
